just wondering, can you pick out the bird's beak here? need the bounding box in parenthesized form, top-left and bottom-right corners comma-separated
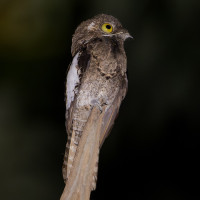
(122, 29, 133, 40)
(115, 29, 133, 41)
(123, 32, 133, 40)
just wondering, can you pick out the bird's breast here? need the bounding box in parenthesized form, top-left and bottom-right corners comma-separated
(76, 72, 121, 110)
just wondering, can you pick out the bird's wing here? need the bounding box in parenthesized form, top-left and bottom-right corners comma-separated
(65, 49, 90, 133)
(63, 49, 91, 182)
(85, 86, 127, 192)
(99, 80, 127, 147)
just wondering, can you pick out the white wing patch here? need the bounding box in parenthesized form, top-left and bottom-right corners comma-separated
(66, 53, 80, 110)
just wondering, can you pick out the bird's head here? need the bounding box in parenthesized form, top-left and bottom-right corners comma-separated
(71, 14, 132, 56)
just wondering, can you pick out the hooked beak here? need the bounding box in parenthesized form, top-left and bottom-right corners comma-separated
(103, 29, 133, 41)
(121, 29, 133, 40)
(112, 29, 133, 41)
(123, 32, 133, 40)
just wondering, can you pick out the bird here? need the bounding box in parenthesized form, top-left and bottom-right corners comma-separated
(61, 14, 132, 200)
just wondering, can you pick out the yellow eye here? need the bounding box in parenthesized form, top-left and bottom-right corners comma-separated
(101, 23, 113, 33)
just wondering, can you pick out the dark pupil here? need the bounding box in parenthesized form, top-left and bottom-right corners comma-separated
(106, 25, 111, 29)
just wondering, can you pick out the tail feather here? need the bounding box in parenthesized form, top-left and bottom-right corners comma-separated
(62, 123, 86, 182)
(91, 153, 99, 190)
(60, 107, 102, 200)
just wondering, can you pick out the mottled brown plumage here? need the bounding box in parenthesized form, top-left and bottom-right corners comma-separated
(61, 14, 131, 200)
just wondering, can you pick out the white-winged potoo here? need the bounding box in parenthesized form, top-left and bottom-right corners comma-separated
(61, 14, 132, 200)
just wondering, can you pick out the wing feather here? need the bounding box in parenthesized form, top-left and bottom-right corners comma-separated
(99, 86, 127, 147)
(63, 49, 91, 182)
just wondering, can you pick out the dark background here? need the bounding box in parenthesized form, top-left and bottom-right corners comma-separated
(0, 0, 199, 199)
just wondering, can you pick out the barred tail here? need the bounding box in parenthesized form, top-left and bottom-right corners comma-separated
(60, 107, 102, 200)
(62, 118, 87, 182)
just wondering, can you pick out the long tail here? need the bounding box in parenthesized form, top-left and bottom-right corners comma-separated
(60, 107, 103, 200)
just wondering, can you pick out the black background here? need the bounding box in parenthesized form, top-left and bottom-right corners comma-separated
(0, 0, 199, 199)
